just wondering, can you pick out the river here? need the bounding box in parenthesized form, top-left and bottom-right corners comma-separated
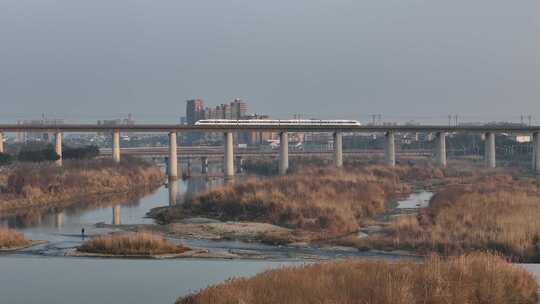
(2, 170, 540, 303)
(0, 169, 404, 304)
(0, 175, 301, 304)
(0, 255, 298, 304)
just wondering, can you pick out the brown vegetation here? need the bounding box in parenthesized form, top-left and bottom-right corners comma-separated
(5, 189, 155, 228)
(177, 252, 538, 304)
(0, 158, 163, 213)
(155, 166, 448, 237)
(369, 175, 540, 261)
(243, 156, 436, 176)
(78, 232, 189, 256)
(0, 228, 30, 249)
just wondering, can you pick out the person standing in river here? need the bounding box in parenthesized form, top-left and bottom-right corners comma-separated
(81, 228, 85, 239)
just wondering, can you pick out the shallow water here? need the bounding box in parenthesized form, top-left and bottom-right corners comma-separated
(0, 175, 222, 250)
(0, 255, 297, 304)
(396, 191, 433, 209)
(0, 170, 301, 304)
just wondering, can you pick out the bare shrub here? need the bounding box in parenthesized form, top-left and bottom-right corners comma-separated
(0, 228, 30, 249)
(78, 232, 189, 255)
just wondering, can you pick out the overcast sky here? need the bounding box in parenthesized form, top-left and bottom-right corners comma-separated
(0, 0, 539, 123)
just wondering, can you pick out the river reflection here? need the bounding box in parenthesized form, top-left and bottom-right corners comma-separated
(112, 205, 121, 225)
(0, 176, 223, 238)
(55, 211, 65, 228)
(167, 175, 226, 206)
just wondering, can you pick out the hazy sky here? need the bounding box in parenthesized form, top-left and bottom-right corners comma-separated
(1, 0, 539, 123)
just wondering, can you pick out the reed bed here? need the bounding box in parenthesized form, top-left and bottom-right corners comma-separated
(0, 158, 163, 212)
(158, 166, 417, 236)
(177, 252, 538, 304)
(0, 228, 30, 249)
(78, 232, 189, 255)
(370, 175, 540, 261)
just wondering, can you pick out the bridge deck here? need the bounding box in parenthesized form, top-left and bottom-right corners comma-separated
(1, 124, 539, 133)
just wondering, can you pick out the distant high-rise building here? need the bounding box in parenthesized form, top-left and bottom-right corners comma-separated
(186, 99, 205, 125)
(214, 104, 224, 119)
(182, 97, 274, 145)
(230, 98, 247, 119)
(223, 103, 232, 119)
(204, 107, 215, 119)
(240, 114, 274, 145)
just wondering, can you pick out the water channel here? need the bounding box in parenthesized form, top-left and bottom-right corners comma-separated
(2, 167, 540, 303)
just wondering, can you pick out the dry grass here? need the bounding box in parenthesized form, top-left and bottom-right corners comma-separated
(0, 158, 164, 212)
(370, 175, 540, 261)
(0, 228, 30, 249)
(78, 232, 189, 255)
(157, 166, 418, 236)
(177, 252, 538, 304)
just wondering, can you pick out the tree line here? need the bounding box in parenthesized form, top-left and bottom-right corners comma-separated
(0, 145, 100, 166)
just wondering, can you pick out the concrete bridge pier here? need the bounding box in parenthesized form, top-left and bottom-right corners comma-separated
(484, 132, 496, 168)
(279, 131, 289, 175)
(55, 130, 62, 166)
(236, 156, 243, 174)
(435, 132, 447, 167)
(533, 132, 540, 174)
(168, 132, 178, 179)
(224, 132, 234, 177)
(0, 131, 4, 153)
(113, 130, 121, 163)
(384, 131, 396, 167)
(201, 157, 209, 174)
(168, 178, 178, 206)
(333, 132, 343, 168)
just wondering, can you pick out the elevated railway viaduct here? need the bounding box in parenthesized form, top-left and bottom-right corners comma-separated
(1, 124, 539, 179)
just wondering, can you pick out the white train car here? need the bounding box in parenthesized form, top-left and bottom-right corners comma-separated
(195, 119, 361, 127)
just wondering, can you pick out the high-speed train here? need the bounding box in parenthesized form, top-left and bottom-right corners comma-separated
(195, 119, 361, 127)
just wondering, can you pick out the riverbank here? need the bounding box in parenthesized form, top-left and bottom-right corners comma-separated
(177, 252, 538, 304)
(0, 158, 164, 214)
